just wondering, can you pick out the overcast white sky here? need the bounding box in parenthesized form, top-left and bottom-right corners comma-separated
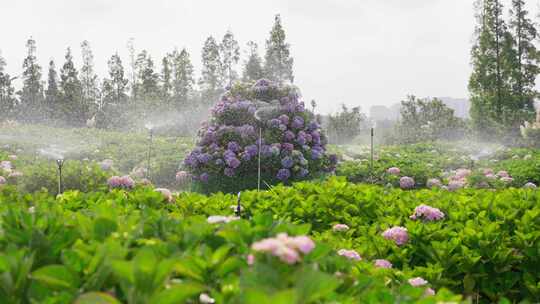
(1, 0, 536, 114)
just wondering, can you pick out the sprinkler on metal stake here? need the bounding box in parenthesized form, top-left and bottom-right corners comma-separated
(235, 191, 242, 217)
(145, 123, 154, 181)
(56, 158, 64, 195)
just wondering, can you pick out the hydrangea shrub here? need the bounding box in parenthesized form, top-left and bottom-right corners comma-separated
(183, 79, 337, 193)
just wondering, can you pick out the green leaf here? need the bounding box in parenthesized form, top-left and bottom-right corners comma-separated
(31, 264, 80, 290)
(295, 268, 339, 303)
(75, 292, 122, 304)
(93, 218, 118, 241)
(149, 282, 205, 304)
(463, 274, 475, 293)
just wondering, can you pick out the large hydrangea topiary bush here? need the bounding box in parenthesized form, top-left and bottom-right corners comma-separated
(183, 79, 337, 193)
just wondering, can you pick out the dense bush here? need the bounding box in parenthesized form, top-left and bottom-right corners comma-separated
(179, 177, 540, 303)
(0, 124, 193, 189)
(390, 96, 467, 144)
(325, 104, 367, 144)
(0, 185, 462, 303)
(183, 79, 337, 194)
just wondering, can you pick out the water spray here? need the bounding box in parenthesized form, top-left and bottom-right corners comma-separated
(56, 158, 64, 194)
(370, 126, 374, 182)
(145, 123, 154, 181)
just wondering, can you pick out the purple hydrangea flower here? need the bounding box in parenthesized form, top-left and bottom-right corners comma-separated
(277, 168, 291, 181)
(269, 118, 281, 128)
(226, 157, 241, 169)
(197, 153, 212, 164)
(224, 149, 236, 160)
(224, 167, 235, 177)
(227, 141, 241, 152)
(200, 173, 209, 183)
(278, 114, 290, 125)
(410, 204, 445, 221)
(279, 124, 287, 131)
(284, 131, 295, 142)
(399, 176, 415, 189)
(245, 145, 258, 157)
(374, 259, 393, 269)
(298, 168, 309, 177)
(281, 157, 294, 168)
(215, 159, 224, 166)
(382, 226, 409, 246)
(337, 249, 361, 261)
(281, 143, 294, 153)
(291, 116, 304, 129)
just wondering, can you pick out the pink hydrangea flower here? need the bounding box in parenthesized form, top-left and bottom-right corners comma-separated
(455, 168, 472, 179)
(424, 288, 435, 296)
(108, 175, 134, 189)
(8, 155, 17, 160)
(426, 178, 442, 188)
(410, 204, 445, 221)
(387, 167, 400, 175)
(333, 223, 350, 232)
(448, 180, 465, 191)
(483, 168, 494, 175)
(399, 176, 415, 190)
(374, 259, 392, 269)
(0, 161, 12, 171)
(100, 159, 114, 171)
(251, 233, 315, 264)
(485, 174, 497, 179)
(497, 170, 509, 178)
(0, 176, 6, 185)
(408, 277, 428, 287)
(337, 249, 362, 261)
(247, 254, 255, 265)
(382, 226, 409, 246)
(155, 188, 173, 202)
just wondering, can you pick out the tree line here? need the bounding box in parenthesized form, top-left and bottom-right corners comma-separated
(0, 15, 294, 130)
(469, 0, 540, 139)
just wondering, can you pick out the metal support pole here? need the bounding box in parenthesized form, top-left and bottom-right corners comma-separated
(57, 159, 64, 194)
(257, 127, 262, 192)
(147, 129, 153, 181)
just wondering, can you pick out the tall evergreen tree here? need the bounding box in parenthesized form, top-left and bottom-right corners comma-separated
(264, 14, 294, 83)
(45, 60, 60, 119)
(161, 54, 173, 104)
(469, 0, 511, 133)
(59, 47, 84, 126)
(508, 0, 538, 115)
(19, 37, 44, 122)
(100, 53, 129, 129)
(200, 36, 224, 104)
(134, 50, 160, 114)
(220, 30, 240, 86)
(80, 40, 99, 118)
(0, 51, 17, 120)
(242, 41, 264, 82)
(171, 48, 194, 109)
(127, 38, 137, 99)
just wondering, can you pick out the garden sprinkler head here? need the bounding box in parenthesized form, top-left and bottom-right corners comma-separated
(235, 191, 242, 217)
(56, 158, 64, 168)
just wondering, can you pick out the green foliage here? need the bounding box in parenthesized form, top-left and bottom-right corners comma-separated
(393, 96, 467, 144)
(326, 104, 366, 144)
(0, 186, 464, 303)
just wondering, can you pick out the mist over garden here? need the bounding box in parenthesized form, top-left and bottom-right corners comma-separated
(0, 1, 539, 303)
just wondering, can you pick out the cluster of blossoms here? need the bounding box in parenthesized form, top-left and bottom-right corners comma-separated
(332, 223, 350, 232)
(426, 178, 442, 188)
(524, 182, 537, 189)
(337, 249, 362, 261)
(154, 188, 173, 202)
(399, 176, 415, 190)
(382, 226, 409, 246)
(374, 259, 392, 269)
(183, 79, 337, 186)
(408, 277, 436, 296)
(0, 176, 6, 186)
(99, 159, 114, 171)
(251, 233, 315, 264)
(386, 167, 400, 175)
(410, 204, 445, 221)
(107, 175, 135, 189)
